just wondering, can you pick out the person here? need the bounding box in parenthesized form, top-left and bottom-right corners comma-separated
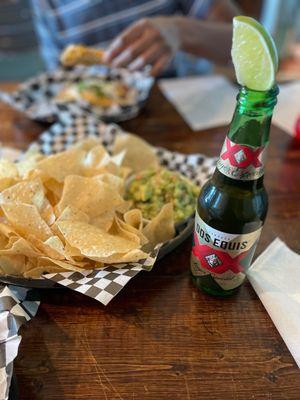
(30, 0, 240, 76)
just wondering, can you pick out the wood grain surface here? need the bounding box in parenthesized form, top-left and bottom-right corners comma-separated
(1, 83, 300, 400)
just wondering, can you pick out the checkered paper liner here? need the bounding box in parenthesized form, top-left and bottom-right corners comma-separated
(30, 113, 216, 304)
(0, 66, 154, 123)
(45, 245, 160, 306)
(0, 285, 39, 400)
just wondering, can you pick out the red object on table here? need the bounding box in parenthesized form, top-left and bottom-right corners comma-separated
(295, 116, 300, 140)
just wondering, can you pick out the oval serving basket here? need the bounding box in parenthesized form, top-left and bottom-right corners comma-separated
(0, 66, 154, 123)
(0, 115, 215, 290)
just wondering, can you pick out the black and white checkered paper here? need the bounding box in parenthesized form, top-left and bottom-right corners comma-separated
(0, 66, 154, 123)
(45, 246, 160, 306)
(0, 285, 39, 400)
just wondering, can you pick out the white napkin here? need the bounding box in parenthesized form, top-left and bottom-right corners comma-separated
(273, 81, 300, 136)
(247, 238, 300, 367)
(159, 75, 300, 135)
(158, 75, 236, 131)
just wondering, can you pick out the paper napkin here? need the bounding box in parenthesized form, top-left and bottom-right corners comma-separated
(273, 81, 300, 136)
(247, 238, 300, 367)
(158, 75, 236, 131)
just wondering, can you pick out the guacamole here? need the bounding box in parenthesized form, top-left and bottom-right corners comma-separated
(77, 80, 106, 97)
(126, 168, 199, 223)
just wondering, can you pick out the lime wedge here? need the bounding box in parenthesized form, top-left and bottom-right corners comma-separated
(231, 16, 278, 91)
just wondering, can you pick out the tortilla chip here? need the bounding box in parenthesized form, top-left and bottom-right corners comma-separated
(0, 237, 41, 258)
(56, 175, 125, 218)
(57, 220, 140, 262)
(0, 230, 9, 249)
(17, 151, 43, 178)
(116, 200, 132, 214)
(39, 256, 92, 272)
(110, 151, 126, 167)
(113, 133, 159, 172)
(64, 242, 84, 259)
(55, 206, 90, 224)
(92, 210, 115, 231)
(52, 206, 90, 239)
(1, 203, 53, 241)
(0, 222, 18, 238)
(0, 159, 18, 179)
(96, 248, 148, 264)
(0, 159, 19, 192)
(109, 218, 141, 245)
(0, 178, 43, 206)
(124, 209, 143, 230)
(0, 178, 17, 193)
(21, 144, 42, 160)
(112, 217, 148, 246)
(0, 254, 26, 276)
(43, 178, 64, 204)
(23, 257, 68, 278)
(36, 147, 86, 182)
(44, 236, 65, 252)
(28, 235, 66, 261)
(74, 137, 100, 151)
(95, 174, 124, 195)
(41, 202, 56, 226)
(119, 166, 132, 180)
(143, 203, 175, 247)
(82, 145, 108, 176)
(0, 178, 55, 225)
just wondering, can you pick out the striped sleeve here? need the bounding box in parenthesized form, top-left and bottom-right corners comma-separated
(30, 0, 60, 69)
(178, 0, 214, 17)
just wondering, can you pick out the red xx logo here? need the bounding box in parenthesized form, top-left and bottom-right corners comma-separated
(221, 137, 264, 168)
(192, 233, 249, 275)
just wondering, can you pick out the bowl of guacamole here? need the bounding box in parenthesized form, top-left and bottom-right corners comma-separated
(126, 168, 199, 224)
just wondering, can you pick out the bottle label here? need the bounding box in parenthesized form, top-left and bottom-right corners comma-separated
(217, 137, 267, 181)
(191, 212, 262, 290)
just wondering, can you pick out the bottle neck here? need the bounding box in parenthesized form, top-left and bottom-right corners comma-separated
(228, 85, 278, 147)
(215, 85, 279, 186)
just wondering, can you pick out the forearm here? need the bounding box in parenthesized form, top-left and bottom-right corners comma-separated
(176, 17, 233, 65)
(104, 12, 235, 76)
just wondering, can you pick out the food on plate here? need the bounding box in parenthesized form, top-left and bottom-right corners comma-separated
(56, 79, 138, 108)
(113, 133, 159, 172)
(0, 133, 193, 279)
(143, 203, 175, 248)
(60, 44, 105, 67)
(126, 168, 199, 223)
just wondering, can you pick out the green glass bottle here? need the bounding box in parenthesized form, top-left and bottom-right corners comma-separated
(190, 85, 279, 297)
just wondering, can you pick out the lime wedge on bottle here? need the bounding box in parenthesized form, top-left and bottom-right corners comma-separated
(231, 16, 278, 91)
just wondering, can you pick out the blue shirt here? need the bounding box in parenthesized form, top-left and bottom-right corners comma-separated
(30, 0, 213, 75)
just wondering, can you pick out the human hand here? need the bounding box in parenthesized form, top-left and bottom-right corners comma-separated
(103, 17, 180, 76)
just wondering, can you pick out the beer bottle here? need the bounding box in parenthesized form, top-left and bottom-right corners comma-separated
(190, 85, 279, 296)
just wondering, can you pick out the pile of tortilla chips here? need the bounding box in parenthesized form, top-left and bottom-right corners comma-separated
(0, 134, 175, 278)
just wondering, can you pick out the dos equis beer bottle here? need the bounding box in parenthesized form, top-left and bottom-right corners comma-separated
(190, 16, 279, 296)
(190, 86, 278, 296)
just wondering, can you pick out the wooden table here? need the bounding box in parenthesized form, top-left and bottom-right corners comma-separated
(1, 83, 300, 400)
